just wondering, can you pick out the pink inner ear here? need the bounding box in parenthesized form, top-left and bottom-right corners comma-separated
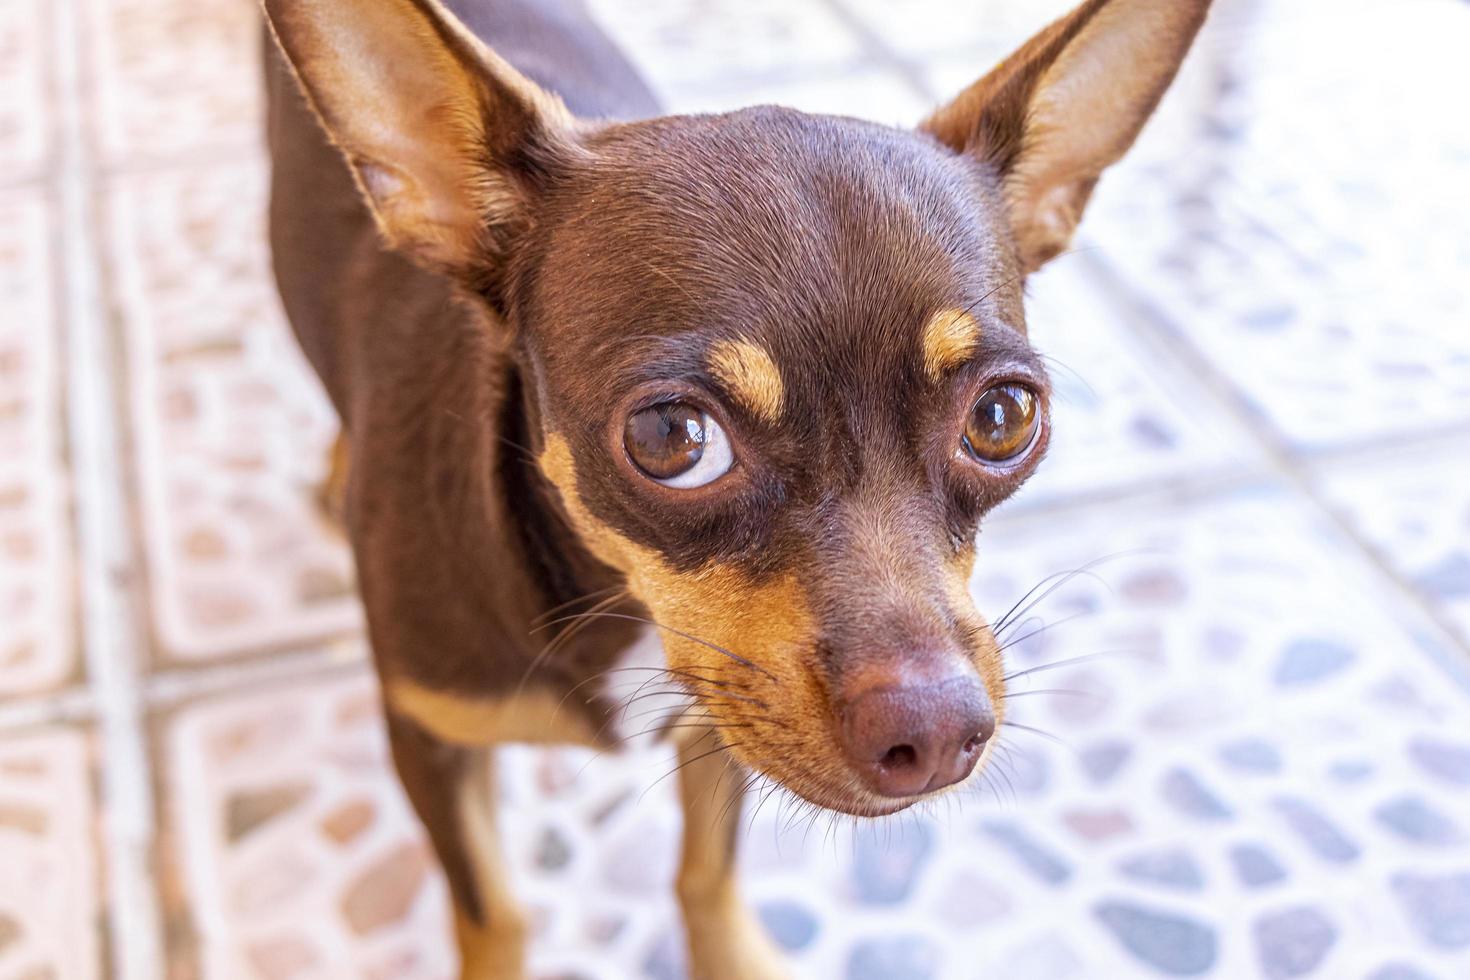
(358, 161, 405, 205)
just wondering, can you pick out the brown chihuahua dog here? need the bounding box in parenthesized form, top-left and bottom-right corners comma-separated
(261, 0, 1210, 975)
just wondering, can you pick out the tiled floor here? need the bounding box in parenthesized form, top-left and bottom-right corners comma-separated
(2, 0, 1468, 978)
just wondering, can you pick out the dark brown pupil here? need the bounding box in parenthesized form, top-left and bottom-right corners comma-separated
(965, 384, 1038, 462)
(625, 403, 706, 479)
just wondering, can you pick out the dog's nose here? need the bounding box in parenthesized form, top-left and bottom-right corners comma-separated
(839, 665, 995, 798)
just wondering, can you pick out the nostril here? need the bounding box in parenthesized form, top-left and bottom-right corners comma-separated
(880, 744, 918, 770)
(962, 733, 984, 754)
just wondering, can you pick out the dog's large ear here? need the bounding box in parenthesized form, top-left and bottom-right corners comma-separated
(922, 0, 1210, 273)
(262, 0, 580, 283)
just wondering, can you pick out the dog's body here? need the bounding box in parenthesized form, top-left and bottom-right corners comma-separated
(266, 0, 659, 750)
(262, 0, 1210, 975)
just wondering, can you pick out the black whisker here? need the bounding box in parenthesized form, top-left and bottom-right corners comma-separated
(991, 551, 1143, 637)
(996, 610, 1090, 654)
(640, 741, 743, 803)
(536, 611, 778, 682)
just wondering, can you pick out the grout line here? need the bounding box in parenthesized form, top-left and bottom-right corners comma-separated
(1077, 250, 1470, 667)
(0, 687, 95, 731)
(52, 0, 166, 976)
(142, 641, 366, 713)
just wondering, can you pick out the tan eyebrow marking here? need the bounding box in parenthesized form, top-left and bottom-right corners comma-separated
(707, 339, 785, 424)
(921, 308, 981, 381)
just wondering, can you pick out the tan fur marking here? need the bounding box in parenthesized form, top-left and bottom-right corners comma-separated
(387, 680, 595, 747)
(316, 432, 350, 532)
(677, 742, 792, 979)
(921, 308, 981, 380)
(454, 750, 527, 979)
(707, 339, 785, 424)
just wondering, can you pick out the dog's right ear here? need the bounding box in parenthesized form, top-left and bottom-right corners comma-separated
(262, 0, 580, 285)
(921, 0, 1210, 274)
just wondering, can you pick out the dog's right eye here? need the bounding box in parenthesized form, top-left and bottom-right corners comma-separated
(623, 402, 734, 489)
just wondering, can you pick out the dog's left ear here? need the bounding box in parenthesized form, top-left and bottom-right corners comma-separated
(922, 0, 1211, 273)
(262, 0, 582, 288)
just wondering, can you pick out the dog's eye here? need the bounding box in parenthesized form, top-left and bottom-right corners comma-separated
(964, 384, 1040, 464)
(624, 402, 734, 488)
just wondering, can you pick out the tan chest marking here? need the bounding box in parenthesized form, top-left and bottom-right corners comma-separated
(386, 679, 597, 748)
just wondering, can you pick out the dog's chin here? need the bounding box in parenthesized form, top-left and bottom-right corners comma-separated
(750, 765, 941, 819)
(740, 738, 1001, 819)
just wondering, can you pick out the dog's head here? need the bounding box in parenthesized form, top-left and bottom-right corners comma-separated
(266, 0, 1209, 815)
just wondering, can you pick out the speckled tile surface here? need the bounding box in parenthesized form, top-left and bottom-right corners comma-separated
(0, 0, 51, 182)
(1001, 260, 1256, 510)
(0, 727, 102, 979)
(0, 192, 78, 697)
(108, 162, 360, 664)
(1318, 445, 1470, 649)
(1081, 0, 1470, 451)
(160, 666, 455, 980)
(87, 0, 263, 165)
(152, 492, 1470, 979)
(3, 1, 1469, 978)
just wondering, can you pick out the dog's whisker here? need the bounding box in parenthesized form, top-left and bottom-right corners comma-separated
(1000, 687, 1099, 700)
(1003, 648, 1146, 683)
(996, 609, 1091, 654)
(991, 551, 1141, 637)
(640, 740, 744, 805)
(530, 585, 627, 627)
(515, 591, 630, 700)
(537, 610, 778, 683)
(1002, 721, 1068, 748)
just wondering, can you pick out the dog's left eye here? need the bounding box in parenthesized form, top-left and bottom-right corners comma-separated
(624, 402, 734, 489)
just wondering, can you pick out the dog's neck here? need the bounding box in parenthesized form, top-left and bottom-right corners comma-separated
(499, 355, 627, 625)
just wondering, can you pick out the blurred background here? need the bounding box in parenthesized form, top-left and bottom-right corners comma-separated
(3, 0, 1470, 977)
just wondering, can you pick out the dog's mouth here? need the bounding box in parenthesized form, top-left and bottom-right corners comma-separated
(727, 732, 1004, 819)
(672, 663, 1005, 819)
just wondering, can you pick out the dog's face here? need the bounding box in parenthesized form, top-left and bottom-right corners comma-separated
(525, 113, 1042, 813)
(266, 0, 1210, 815)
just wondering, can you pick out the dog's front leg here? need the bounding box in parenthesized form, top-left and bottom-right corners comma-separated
(385, 713, 527, 980)
(677, 738, 791, 980)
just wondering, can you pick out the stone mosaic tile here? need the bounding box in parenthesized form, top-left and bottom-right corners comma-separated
(585, 0, 867, 99)
(0, 0, 50, 182)
(107, 161, 359, 664)
(0, 192, 78, 696)
(1318, 445, 1470, 648)
(1001, 259, 1255, 510)
(152, 489, 1470, 979)
(726, 488, 1470, 978)
(1078, 0, 1470, 451)
(160, 666, 690, 980)
(86, 0, 263, 166)
(161, 667, 456, 979)
(0, 726, 102, 979)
